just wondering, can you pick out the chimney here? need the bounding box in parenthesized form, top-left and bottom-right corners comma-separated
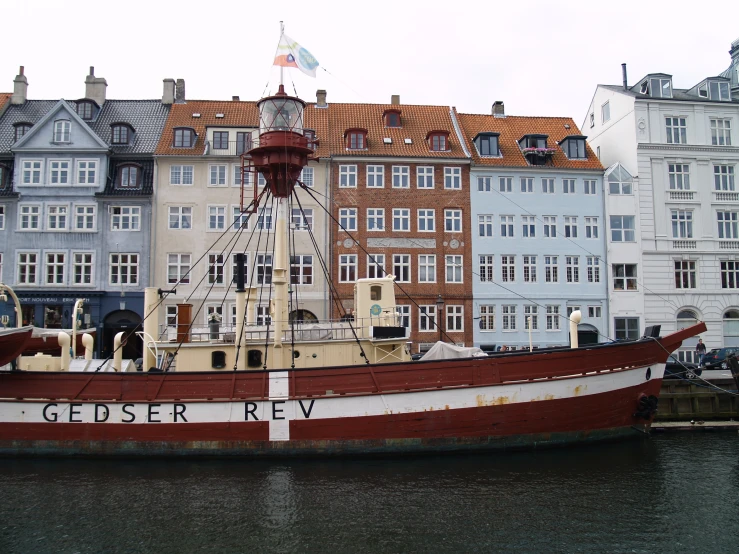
(11, 66, 28, 105)
(391, 94, 400, 105)
(162, 79, 175, 104)
(232, 95, 240, 101)
(492, 101, 505, 117)
(85, 66, 107, 106)
(175, 79, 186, 103)
(316, 89, 327, 108)
(622, 63, 628, 91)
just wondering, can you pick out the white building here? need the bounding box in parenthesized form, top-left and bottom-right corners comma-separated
(584, 47, 739, 361)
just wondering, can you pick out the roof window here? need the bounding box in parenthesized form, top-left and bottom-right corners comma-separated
(559, 136, 587, 160)
(639, 76, 672, 98)
(77, 100, 96, 120)
(344, 128, 367, 150)
(173, 127, 196, 148)
(473, 133, 500, 157)
(112, 123, 134, 145)
(427, 131, 450, 152)
(383, 109, 401, 128)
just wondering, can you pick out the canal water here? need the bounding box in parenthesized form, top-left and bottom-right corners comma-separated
(1, 433, 737, 553)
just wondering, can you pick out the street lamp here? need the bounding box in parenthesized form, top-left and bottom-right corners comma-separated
(435, 294, 444, 342)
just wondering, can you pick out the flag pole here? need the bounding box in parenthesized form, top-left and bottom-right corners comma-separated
(279, 21, 284, 87)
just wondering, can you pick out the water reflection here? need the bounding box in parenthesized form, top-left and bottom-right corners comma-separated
(0, 435, 737, 553)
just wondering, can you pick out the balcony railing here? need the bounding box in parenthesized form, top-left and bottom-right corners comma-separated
(672, 240, 696, 249)
(719, 241, 739, 249)
(714, 191, 739, 202)
(668, 190, 695, 201)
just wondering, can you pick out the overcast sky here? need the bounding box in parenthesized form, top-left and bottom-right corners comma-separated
(3, 0, 737, 129)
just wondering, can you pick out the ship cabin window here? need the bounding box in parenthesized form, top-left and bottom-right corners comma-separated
(344, 128, 367, 150)
(474, 133, 500, 157)
(383, 109, 401, 128)
(371, 285, 382, 301)
(427, 131, 450, 152)
(247, 349, 263, 368)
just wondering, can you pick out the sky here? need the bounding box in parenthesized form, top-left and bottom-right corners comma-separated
(2, 0, 737, 129)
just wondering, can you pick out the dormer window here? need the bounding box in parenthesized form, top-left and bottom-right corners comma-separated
(519, 134, 549, 149)
(77, 100, 95, 120)
(344, 128, 367, 150)
(14, 122, 32, 142)
(112, 123, 134, 145)
(473, 133, 500, 157)
(699, 80, 731, 101)
(383, 109, 401, 128)
(173, 127, 196, 148)
(640, 77, 672, 98)
(304, 129, 317, 151)
(53, 120, 71, 143)
(117, 163, 142, 189)
(559, 136, 587, 159)
(427, 131, 450, 151)
(0, 164, 8, 189)
(518, 134, 555, 166)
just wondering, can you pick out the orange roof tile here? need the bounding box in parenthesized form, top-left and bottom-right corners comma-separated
(320, 103, 468, 159)
(0, 93, 11, 111)
(456, 112, 604, 171)
(155, 100, 259, 156)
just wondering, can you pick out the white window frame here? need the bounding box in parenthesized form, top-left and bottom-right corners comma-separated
(17, 251, 40, 285)
(501, 255, 515, 282)
(520, 177, 534, 193)
(717, 210, 739, 239)
(543, 216, 556, 238)
(419, 305, 437, 333)
(666, 116, 687, 144)
(367, 254, 385, 279)
(522, 215, 535, 238)
(392, 166, 410, 188)
(446, 305, 464, 332)
(545, 256, 558, 283)
(417, 209, 435, 232)
(524, 305, 538, 330)
(339, 208, 357, 232)
(564, 216, 578, 238)
(393, 254, 411, 283)
(109, 253, 139, 286)
(584, 179, 596, 195)
(208, 164, 227, 187)
(367, 208, 385, 231)
(502, 304, 517, 331)
(110, 206, 141, 231)
(339, 254, 357, 283)
(53, 120, 71, 143)
(417, 166, 434, 189)
(393, 208, 410, 232)
(671, 209, 693, 239)
(232, 206, 250, 232)
(478, 176, 493, 192)
(566, 256, 580, 283)
(612, 263, 638, 291)
(499, 177, 512, 193)
(563, 179, 576, 194)
(169, 206, 193, 230)
(72, 251, 94, 286)
(610, 215, 635, 242)
(208, 253, 226, 285)
(19, 203, 42, 231)
(710, 118, 732, 146)
(231, 253, 250, 285)
(479, 255, 494, 282)
(291, 208, 313, 232)
(167, 253, 192, 285)
(542, 178, 555, 194)
(585, 217, 598, 239)
(588, 306, 602, 318)
(523, 255, 537, 283)
(546, 305, 560, 331)
(479, 305, 495, 332)
(500, 215, 514, 238)
(444, 167, 461, 190)
(76, 160, 98, 185)
(47, 204, 69, 231)
(445, 255, 463, 283)
(21, 160, 43, 186)
(668, 163, 691, 190)
(49, 160, 71, 185)
(339, 165, 357, 188)
(418, 254, 436, 283)
(290, 254, 314, 286)
(300, 167, 314, 187)
(256, 207, 273, 231)
(714, 165, 735, 191)
(0, 204, 4, 230)
(171, 165, 194, 186)
(367, 165, 384, 188)
(674, 260, 697, 289)
(208, 205, 227, 231)
(587, 257, 600, 283)
(479, 214, 494, 238)
(445, 209, 462, 233)
(601, 102, 610, 123)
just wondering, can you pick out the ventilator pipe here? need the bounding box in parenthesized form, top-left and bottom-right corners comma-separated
(82, 333, 94, 360)
(113, 332, 124, 372)
(72, 298, 84, 357)
(569, 310, 582, 349)
(58, 332, 71, 371)
(143, 287, 158, 372)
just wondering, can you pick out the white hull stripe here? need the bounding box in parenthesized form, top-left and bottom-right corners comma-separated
(0, 365, 661, 439)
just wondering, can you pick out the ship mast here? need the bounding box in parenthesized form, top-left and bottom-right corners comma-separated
(247, 81, 312, 368)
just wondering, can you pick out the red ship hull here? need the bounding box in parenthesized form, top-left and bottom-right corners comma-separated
(0, 324, 704, 457)
(0, 326, 33, 367)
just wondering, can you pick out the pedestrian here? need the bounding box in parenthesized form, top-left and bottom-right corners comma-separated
(695, 338, 706, 365)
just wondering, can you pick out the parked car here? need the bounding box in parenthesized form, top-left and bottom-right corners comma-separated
(701, 347, 739, 370)
(664, 356, 701, 379)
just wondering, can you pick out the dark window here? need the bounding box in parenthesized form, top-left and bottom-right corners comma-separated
(384, 111, 401, 127)
(0, 165, 6, 189)
(428, 132, 449, 151)
(213, 131, 229, 150)
(474, 133, 499, 156)
(118, 165, 140, 188)
(236, 132, 252, 155)
(347, 132, 365, 149)
(564, 138, 586, 159)
(112, 125, 131, 145)
(304, 129, 317, 151)
(77, 101, 94, 120)
(14, 123, 31, 142)
(174, 128, 195, 148)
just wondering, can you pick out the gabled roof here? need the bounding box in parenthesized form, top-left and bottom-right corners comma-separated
(319, 103, 467, 159)
(456, 112, 603, 170)
(155, 100, 259, 156)
(11, 99, 109, 150)
(0, 100, 70, 152)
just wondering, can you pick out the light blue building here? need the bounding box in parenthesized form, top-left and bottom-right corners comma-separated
(457, 108, 608, 351)
(0, 67, 170, 358)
